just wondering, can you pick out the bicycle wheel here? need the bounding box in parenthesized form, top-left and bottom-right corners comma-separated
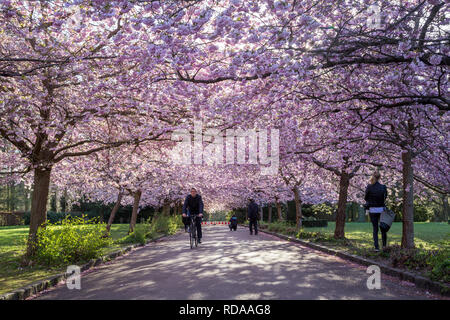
(191, 223, 197, 248)
(195, 229, 198, 247)
(193, 218, 198, 247)
(189, 221, 194, 249)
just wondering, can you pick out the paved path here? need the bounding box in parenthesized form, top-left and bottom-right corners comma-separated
(34, 226, 438, 300)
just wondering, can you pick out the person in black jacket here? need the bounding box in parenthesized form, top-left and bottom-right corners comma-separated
(247, 199, 259, 235)
(364, 172, 388, 251)
(182, 188, 204, 243)
(229, 214, 238, 231)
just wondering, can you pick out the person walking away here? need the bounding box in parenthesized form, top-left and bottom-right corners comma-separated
(229, 214, 238, 231)
(364, 172, 388, 252)
(247, 199, 259, 235)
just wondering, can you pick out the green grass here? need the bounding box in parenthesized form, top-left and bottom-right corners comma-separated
(259, 221, 450, 283)
(0, 224, 130, 295)
(303, 222, 450, 250)
(260, 221, 449, 249)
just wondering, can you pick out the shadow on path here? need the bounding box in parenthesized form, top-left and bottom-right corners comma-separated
(34, 226, 436, 300)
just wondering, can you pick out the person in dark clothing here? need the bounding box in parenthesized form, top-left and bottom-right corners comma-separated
(182, 188, 204, 243)
(364, 172, 388, 252)
(247, 199, 259, 235)
(229, 215, 238, 231)
(182, 214, 190, 232)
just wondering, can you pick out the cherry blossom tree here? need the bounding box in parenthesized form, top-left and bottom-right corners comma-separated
(0, 0, 447, 256)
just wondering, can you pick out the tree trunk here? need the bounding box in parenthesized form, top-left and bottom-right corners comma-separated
(129, 190, 142, 234)
(106, 191, 123, 233)
(6, 182, 10, 212)
(10, 182, 15, 211)
(268, 205, 272, 223)
(334, 172, 350, 239)
(26, 167, 52, 257)
(442, 195, 449, 222)
(401, 150, 415, 248)
(259, 205, 263, 222)
(54, 189, 60, 212)
(293, 187, 302, 230)
(276, 200, 282, 221)
(24, 188, 30, 212)
(162, 203, 170, 216)
(62, 189, 68, 212)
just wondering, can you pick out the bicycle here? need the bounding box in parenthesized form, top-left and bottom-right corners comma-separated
(189, 214, 200, 249)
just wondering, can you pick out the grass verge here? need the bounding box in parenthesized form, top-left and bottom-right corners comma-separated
(0, 215, 182, 295)
(259, 221, 450, 284)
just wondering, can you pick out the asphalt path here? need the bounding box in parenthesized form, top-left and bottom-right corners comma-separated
(33, 225, 439, 300)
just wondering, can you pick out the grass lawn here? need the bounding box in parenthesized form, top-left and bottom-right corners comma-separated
(0, 224, 130, 295)
(259, 221, 450, 284)
(303, 222, 450, 250)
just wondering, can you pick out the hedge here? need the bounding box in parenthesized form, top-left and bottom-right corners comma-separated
(302, 220, 328, 228)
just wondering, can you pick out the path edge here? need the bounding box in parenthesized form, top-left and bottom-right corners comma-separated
(256, 227, 450, 297)
(0, 233, 176, 300)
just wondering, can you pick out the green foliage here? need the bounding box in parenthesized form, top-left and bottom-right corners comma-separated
(389, 202, 435, 222)
(302, 203, 336, 221)
(33, 216, 112, 266)
(22, 204, 160, 226)
(209, 210, 227, 221)
(266, 221, 297, 235)
(413, 202, 435, 222)
(345, 202, 362, 222)
(202, 211, 211, 221)
(119, 224, 148, 245)
(286, 201, 297, 223)
(0, 224, 132, 295)
(261, 219, 328, 233)
(387, 246, 430, 269)
(380, 245, 450, 283)
(261, 220, 450, 283)
(118, 214, 182, 245)
(311, 203, 335, 217)
(386, 190, 438, 222)
(0, 212, 24, 226)
(297, 230, 337, 243)
(151, 214, 182, 235)
(302, 220, 328, 228)
(428, 251, 450, 283)
(231, 208, 247, 223)
(0, 182, 30, 212)
(23, 211, 102, 225)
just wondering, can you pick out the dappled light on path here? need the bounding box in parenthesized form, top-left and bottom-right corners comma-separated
(34, 226, 435, 300)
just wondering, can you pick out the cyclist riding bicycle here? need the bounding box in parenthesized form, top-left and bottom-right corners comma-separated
(182, 188, 204, 243)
